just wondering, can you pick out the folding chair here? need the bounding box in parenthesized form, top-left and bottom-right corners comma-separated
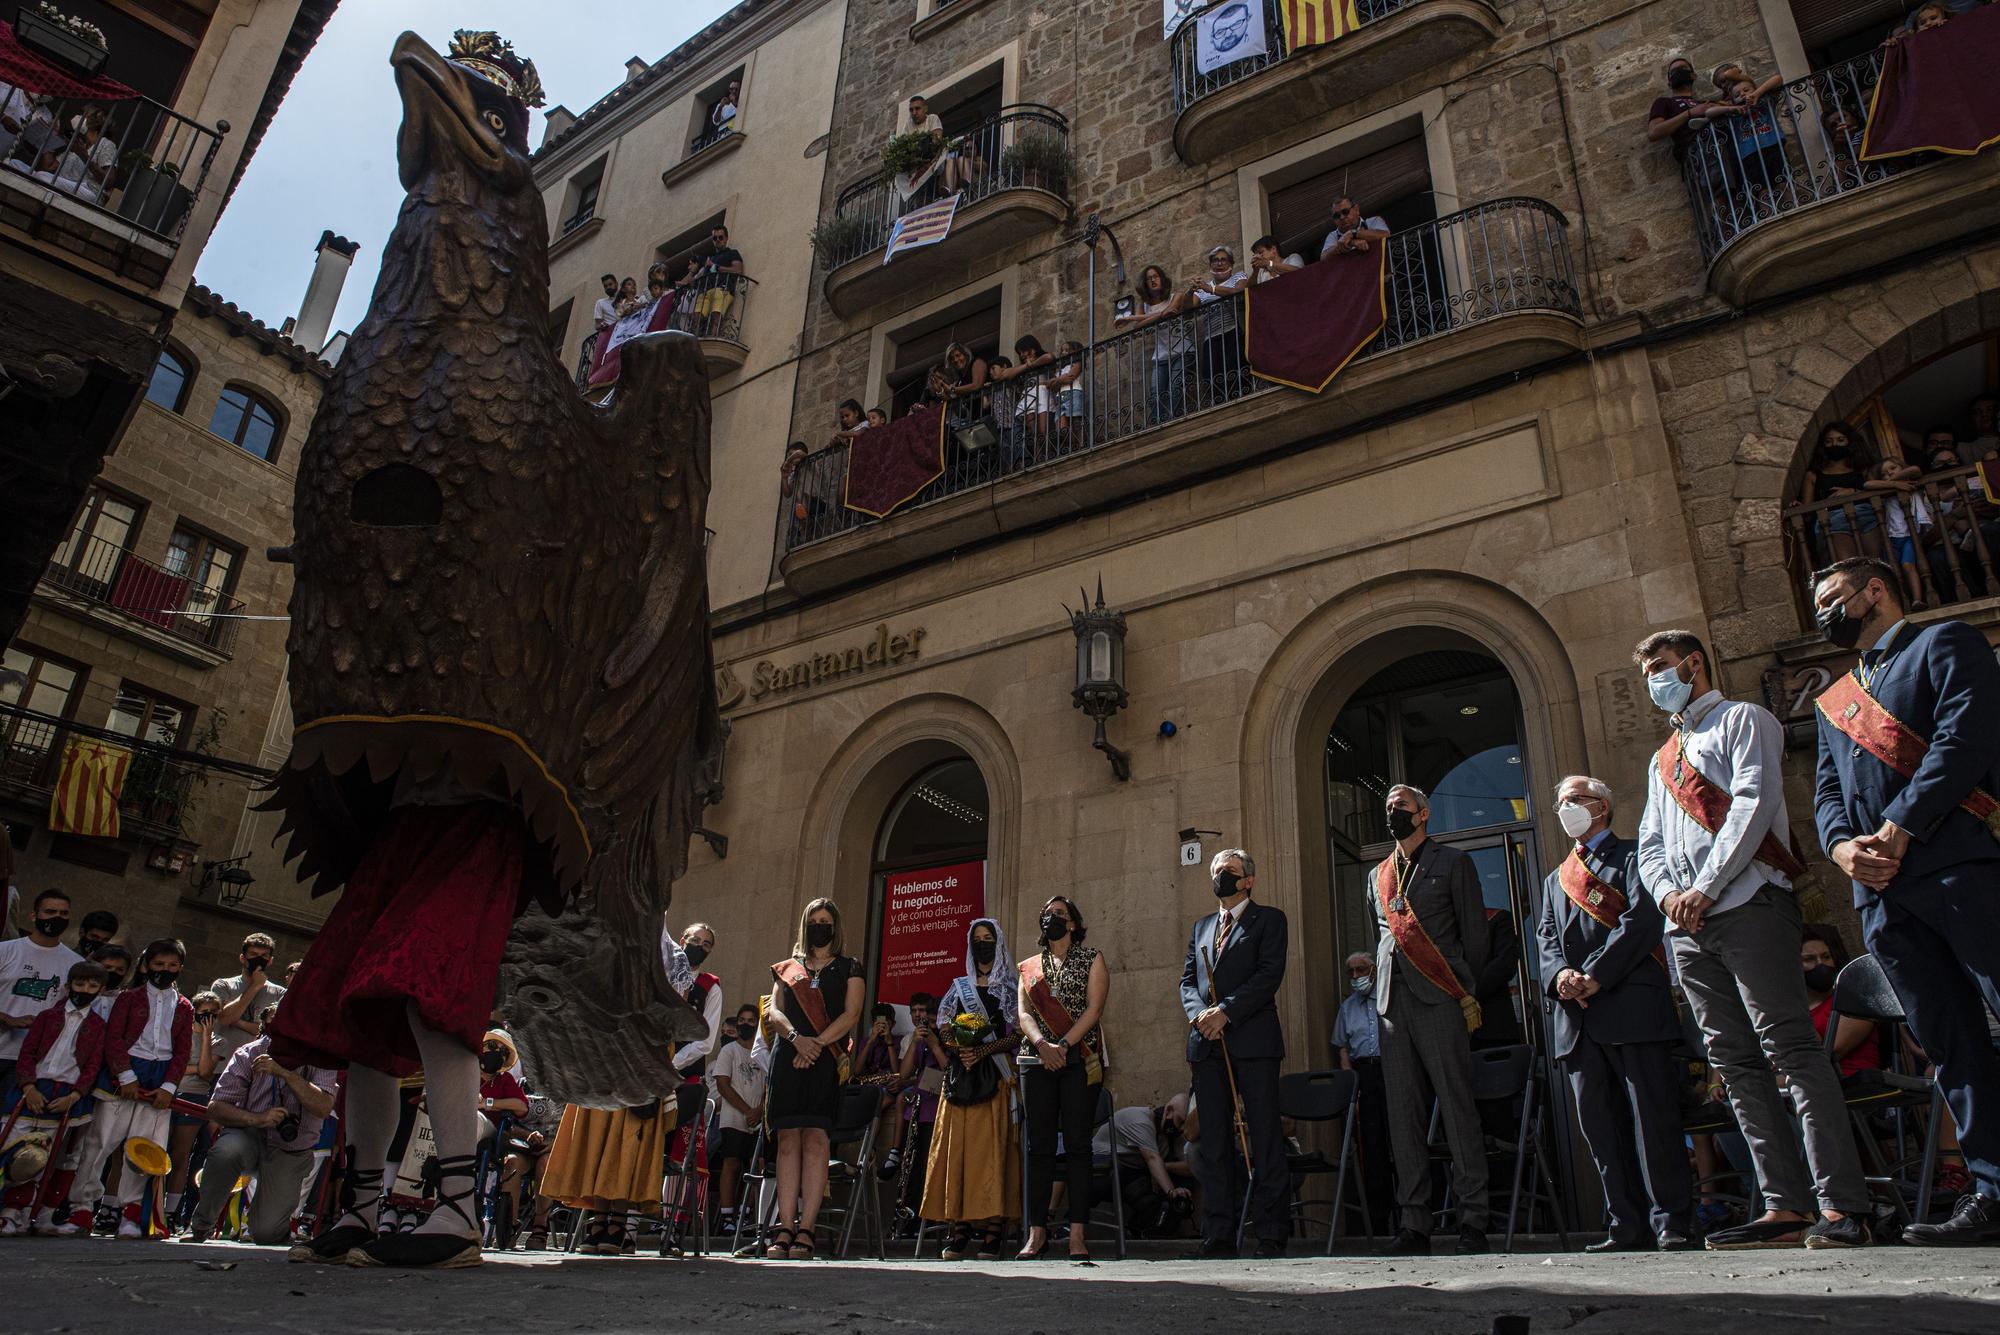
(1824, 954, 1945, 1226)
(1431, 1046, 1569, 1251)
(1232, 1070, 1370, 1251)
(474, 1114, 515, 1249)
(824, 1083, 888, 1259)
(1083, 1082, 1128, 1260)
(731, 1124, 778, 1257)
(660, 1093, 717, 1256)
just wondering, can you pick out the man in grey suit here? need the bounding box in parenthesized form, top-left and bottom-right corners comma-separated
(1372, 784, 1491, 1255)
(1534, 774, 1693, 1253)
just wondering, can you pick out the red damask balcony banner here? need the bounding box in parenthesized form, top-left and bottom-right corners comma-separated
(1862, 6, 2000, 161)
(843, 402, 947, 518)
(1243, 248, 1386, 394)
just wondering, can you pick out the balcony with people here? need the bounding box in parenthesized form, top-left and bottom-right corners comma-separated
(776, 194, 1581, 594)
(1659, 7, 2000, 306)
(812, 97, 1071, 318)
(1167, 0, 1501, 165)
(575, 221, 755, 391)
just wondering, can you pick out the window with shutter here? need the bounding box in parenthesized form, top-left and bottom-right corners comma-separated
(1788, 0, 1913, 62)
(1266, 136, 1434, 260)
(886, 292, 1003, 417)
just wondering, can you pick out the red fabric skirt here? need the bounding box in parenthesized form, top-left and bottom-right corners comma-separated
(267, 803, 526, 1077)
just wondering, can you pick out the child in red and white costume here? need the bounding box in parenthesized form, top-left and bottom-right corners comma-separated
(0, 959, 108, 1236)
(67, 939, 191, 1238)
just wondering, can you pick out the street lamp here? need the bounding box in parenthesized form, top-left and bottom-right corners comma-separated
(194, 854, 257, 907)
(1067, 577, 1131, 782)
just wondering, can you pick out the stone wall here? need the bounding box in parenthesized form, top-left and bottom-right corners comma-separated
(6, 295, 324, 985)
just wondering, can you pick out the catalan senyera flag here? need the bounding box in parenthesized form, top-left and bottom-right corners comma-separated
(1281, 0, 1363, 48)
(882, 194, 960, 266)
(47, 736, 132, 838)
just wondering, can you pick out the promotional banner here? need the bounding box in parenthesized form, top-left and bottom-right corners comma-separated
(876, 860, 986, 1006)
(1195, 2, 1269, 75)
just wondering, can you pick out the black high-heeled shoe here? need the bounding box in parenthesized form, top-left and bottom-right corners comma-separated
(1015, 1228, 1050, 1260)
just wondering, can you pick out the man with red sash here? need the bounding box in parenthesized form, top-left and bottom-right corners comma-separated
(1534, 775, 1692, 1252)
(1635, 629, 1871, 1250)
(1810, 558, 2000, 1246)
(1370, 785, 1492, 1256)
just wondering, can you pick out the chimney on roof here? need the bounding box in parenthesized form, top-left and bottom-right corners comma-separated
(293, 229, 358, 355)
(624, 56, 648, 83)
(539, 103, 576, 148)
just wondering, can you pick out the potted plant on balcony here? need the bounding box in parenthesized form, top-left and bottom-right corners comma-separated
(15, 3, 109, 76)
(114, 150, 194, 234)
(880, 129, 942, 185)
(807, 213, 873, 267)
(999, 132, 1073, 196)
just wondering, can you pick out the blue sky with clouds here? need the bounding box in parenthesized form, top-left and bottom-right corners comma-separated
(196, 1, 734, 338)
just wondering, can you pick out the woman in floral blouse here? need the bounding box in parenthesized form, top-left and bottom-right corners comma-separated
(1016, 895, 1109, 1261)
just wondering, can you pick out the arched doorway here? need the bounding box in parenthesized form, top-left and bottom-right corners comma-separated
(860, 755, 991, 1014)
(1322, 634, 1542, 1050)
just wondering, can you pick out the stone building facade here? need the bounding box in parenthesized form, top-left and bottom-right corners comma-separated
(4, 281, 329, 983)
(662, 0, 2000, 1151)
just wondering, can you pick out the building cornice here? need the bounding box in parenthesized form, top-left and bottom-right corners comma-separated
(531, 0, 830, 179)
(185, 282, 333, 379)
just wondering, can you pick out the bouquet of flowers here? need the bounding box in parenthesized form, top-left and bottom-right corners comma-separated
(943, 1010, 993, 1049)
(34, 3, 108, 50)
(940, 1010, 1001, 1106)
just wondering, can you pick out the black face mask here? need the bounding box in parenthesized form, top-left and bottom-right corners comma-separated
(1040, 911, 1069, 942)
(971, 939, 997, 965)
(33, 916, 67, 939)
(1668, 68, 1693, 90)
(1387, 807, 1420, 841)
(105, 974, 126, 991)
(1816, 595, 1868, 650)
(145, 969, 178, 991)
(69, 991, 95, 1010)
(684, 943, 708, 969)
(1212, 870, 1241, 899)
(1803, 964, 1838, 994)
(480, 1051, 507, 1074)
(1820, 444, 1852, 461)
(805, 922, 834, 949)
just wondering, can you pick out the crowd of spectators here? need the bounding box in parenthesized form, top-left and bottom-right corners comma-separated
(583, 224, 750, 382)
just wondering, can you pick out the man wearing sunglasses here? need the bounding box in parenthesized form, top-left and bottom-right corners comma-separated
(1320, 196, 1390, 259)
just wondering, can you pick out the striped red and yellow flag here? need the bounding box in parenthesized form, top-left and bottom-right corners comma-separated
(1281, 0, 1363, 48)
(47, 736, 132, 838)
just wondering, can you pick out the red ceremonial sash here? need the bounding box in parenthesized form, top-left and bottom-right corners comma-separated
(1656, 731, 1807, 879)
(772, 958, 832, 1037)
(1815, 672, 2000, 838)
(1558, 848, 1668, 973)
(1019, 953, 1103, 1083)
(1375, 856, 1468, 1001)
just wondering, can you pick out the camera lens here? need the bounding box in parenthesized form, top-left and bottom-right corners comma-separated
(277, 1114, 301, 1141)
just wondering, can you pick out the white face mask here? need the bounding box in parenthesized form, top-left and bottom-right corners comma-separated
(1557, 801, 1596, 840)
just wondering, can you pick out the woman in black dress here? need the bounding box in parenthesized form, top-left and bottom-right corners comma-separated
(764, 896, 863, 1259)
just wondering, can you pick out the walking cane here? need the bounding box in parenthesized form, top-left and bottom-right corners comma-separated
(28, 1107, 74, 1222)
(1199, 945, 1253, 1178)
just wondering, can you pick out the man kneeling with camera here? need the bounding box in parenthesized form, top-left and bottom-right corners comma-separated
(186, 1003, 337, 1244)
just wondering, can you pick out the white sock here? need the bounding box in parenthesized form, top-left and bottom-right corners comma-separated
(406, 1003, 480, 1240)
(335, 1063, 401, 1232)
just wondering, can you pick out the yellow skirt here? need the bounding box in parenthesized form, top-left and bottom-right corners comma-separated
(919, 1089, 1020, 1223)
(539, 1103, 676, 1210)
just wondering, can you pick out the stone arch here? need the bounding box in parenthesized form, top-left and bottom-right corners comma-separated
(1719, 273, 2000, 655)
(791, 691, 1023, 947)
(1235, 569, 1590, 1061)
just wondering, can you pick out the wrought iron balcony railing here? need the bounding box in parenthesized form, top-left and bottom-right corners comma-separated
(811, 104, 1071, 271)
(1677, 46, 1922, 263)
(0, 91, 225, 244)
(1168, 0, 1412, 113)
(778, 196, 1579, 555)
(0, 705, 212, 843)
(41, 533, 245, 656)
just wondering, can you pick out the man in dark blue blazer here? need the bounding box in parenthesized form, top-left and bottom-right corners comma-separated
(1534, 774, 1693, 1252)
(1811, 557, 2000, 1246)
(1179, 847, 1289, 1257)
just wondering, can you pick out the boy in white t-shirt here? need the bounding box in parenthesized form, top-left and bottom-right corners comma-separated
(709, 1003, 768, 1235)
(0, 889, 84, 1105)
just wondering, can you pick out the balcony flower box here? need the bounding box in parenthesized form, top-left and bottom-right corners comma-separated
(15, 4, 110, 77)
